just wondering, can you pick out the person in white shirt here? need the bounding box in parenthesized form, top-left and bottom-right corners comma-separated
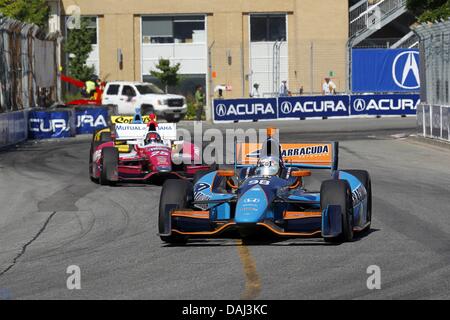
(322, 77, 337, 95)
(279, 80, 288, 97)
(250, 83, 261, 98)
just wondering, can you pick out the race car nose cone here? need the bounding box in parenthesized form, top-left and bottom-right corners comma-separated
(235, 185, 268, 224)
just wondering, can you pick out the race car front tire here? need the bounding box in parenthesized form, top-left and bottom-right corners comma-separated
(99, 147, 119, 186)
(342, 169, 372, 231)
(158, 179, 193, 244)
(321, 180, 354, 243)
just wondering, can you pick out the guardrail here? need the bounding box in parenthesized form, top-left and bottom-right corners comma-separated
(213, 94, 420, 123)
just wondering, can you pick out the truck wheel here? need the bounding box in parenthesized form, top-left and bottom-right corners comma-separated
(159, 179, 193, 244)
(342, 170, 372, 230)
(321, 180, 354, 243)
(99, 147, 119, 186)
(165, 114, 182, 123)
(141, 105, 154, 116)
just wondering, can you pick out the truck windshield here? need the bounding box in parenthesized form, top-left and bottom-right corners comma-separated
(135, 84, 165, 94)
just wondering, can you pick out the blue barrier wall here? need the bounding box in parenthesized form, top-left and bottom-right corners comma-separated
(352, 49, 420, 93)
(213, 94, 420, 122)
(28, 109, 76, 139)
(0, 110, 28, 148)
(75, 106, 109, 135)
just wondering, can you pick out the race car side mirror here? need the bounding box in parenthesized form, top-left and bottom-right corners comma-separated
(217, 170, 235, 177)
(291, 170, 311, 177)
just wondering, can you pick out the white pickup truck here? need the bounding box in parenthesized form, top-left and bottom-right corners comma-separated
(102, 81, 187, 122)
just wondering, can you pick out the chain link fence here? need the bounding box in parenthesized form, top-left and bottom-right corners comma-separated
(414, 19, 450, 141)
(0, 15, 59, 113)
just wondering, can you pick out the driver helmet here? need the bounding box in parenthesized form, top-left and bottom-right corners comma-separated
(145, 132, 162, 145)
(255, 156, 280, 177)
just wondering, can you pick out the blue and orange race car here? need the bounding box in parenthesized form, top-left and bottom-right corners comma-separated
(158, 128, 372, 244)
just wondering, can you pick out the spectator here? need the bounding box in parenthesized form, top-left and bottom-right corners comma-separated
(322, 77, 337, 95)
(217, 88, 224, 99)
(214, 85, 226, 99)
(250, 83, 261, 98)
(84, 78, 96, 98)
(299, 86, 304, 95)
(194, 85, 205, 121)
(279, 80, 288, 97)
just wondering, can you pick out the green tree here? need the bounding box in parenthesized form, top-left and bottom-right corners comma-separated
(407, 0, 450, 22)
(150, 58, 181, 93)
(65, 18, 95, 82)
(0, 0, 49, 28)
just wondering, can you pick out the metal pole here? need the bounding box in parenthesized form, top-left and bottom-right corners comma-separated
(207, 40, 215, 122)
(310, 41, 314, 94)
(241, 43, 245, 97)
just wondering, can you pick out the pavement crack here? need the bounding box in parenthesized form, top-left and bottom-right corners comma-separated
(0, 211, 57, 277)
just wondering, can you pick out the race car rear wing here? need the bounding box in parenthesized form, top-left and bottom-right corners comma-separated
(113, 123, 177, 142)
(236, 142, 339, 171)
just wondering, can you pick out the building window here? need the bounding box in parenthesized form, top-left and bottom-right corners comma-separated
(142, 16, 205, 44)
(250, 15, 286, 42)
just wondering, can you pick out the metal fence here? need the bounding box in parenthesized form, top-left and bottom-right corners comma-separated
(414, 19, 450, 106)
(414, 19, 450, 141)
(0, 15, 59, 113)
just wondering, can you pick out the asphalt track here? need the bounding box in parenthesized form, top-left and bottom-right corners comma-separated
(0, 117, 449, 300)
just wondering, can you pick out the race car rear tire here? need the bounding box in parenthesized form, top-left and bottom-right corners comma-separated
(342, 170, 372, 230)
(321, 180, 354, 243)
(100, 131, 112, 143)
(90, 130, 112, 183)
(159, 179, 193, 244)
(99, 147, 119, 186)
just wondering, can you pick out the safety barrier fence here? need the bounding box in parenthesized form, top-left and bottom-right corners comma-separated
(28, 105, 113, 140)
(417, 104, 450, 142)
(212, 93, 420, 123)
(414, 19, 450, 143)
(0, 15, 58, 113)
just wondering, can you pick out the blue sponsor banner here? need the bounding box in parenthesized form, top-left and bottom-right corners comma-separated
(75, 107, 108, 134)
(352, 49, 420, 93)
(0, 110, 28, 148)
(350, 94, 420, 116)
(28, 110, 74, 139)
(213, 94, 419, 122)
(213, 98, 278, 121)
(278, 95, 350, 119)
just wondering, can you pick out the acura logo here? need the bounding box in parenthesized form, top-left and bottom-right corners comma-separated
(216, 104, 227, 117)
(392, 51, 420, 90)
(353, 99, 366, 112)
(280, 101, 293, 114)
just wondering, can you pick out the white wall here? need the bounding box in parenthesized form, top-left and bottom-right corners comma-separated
(141, 43, 207, 76)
